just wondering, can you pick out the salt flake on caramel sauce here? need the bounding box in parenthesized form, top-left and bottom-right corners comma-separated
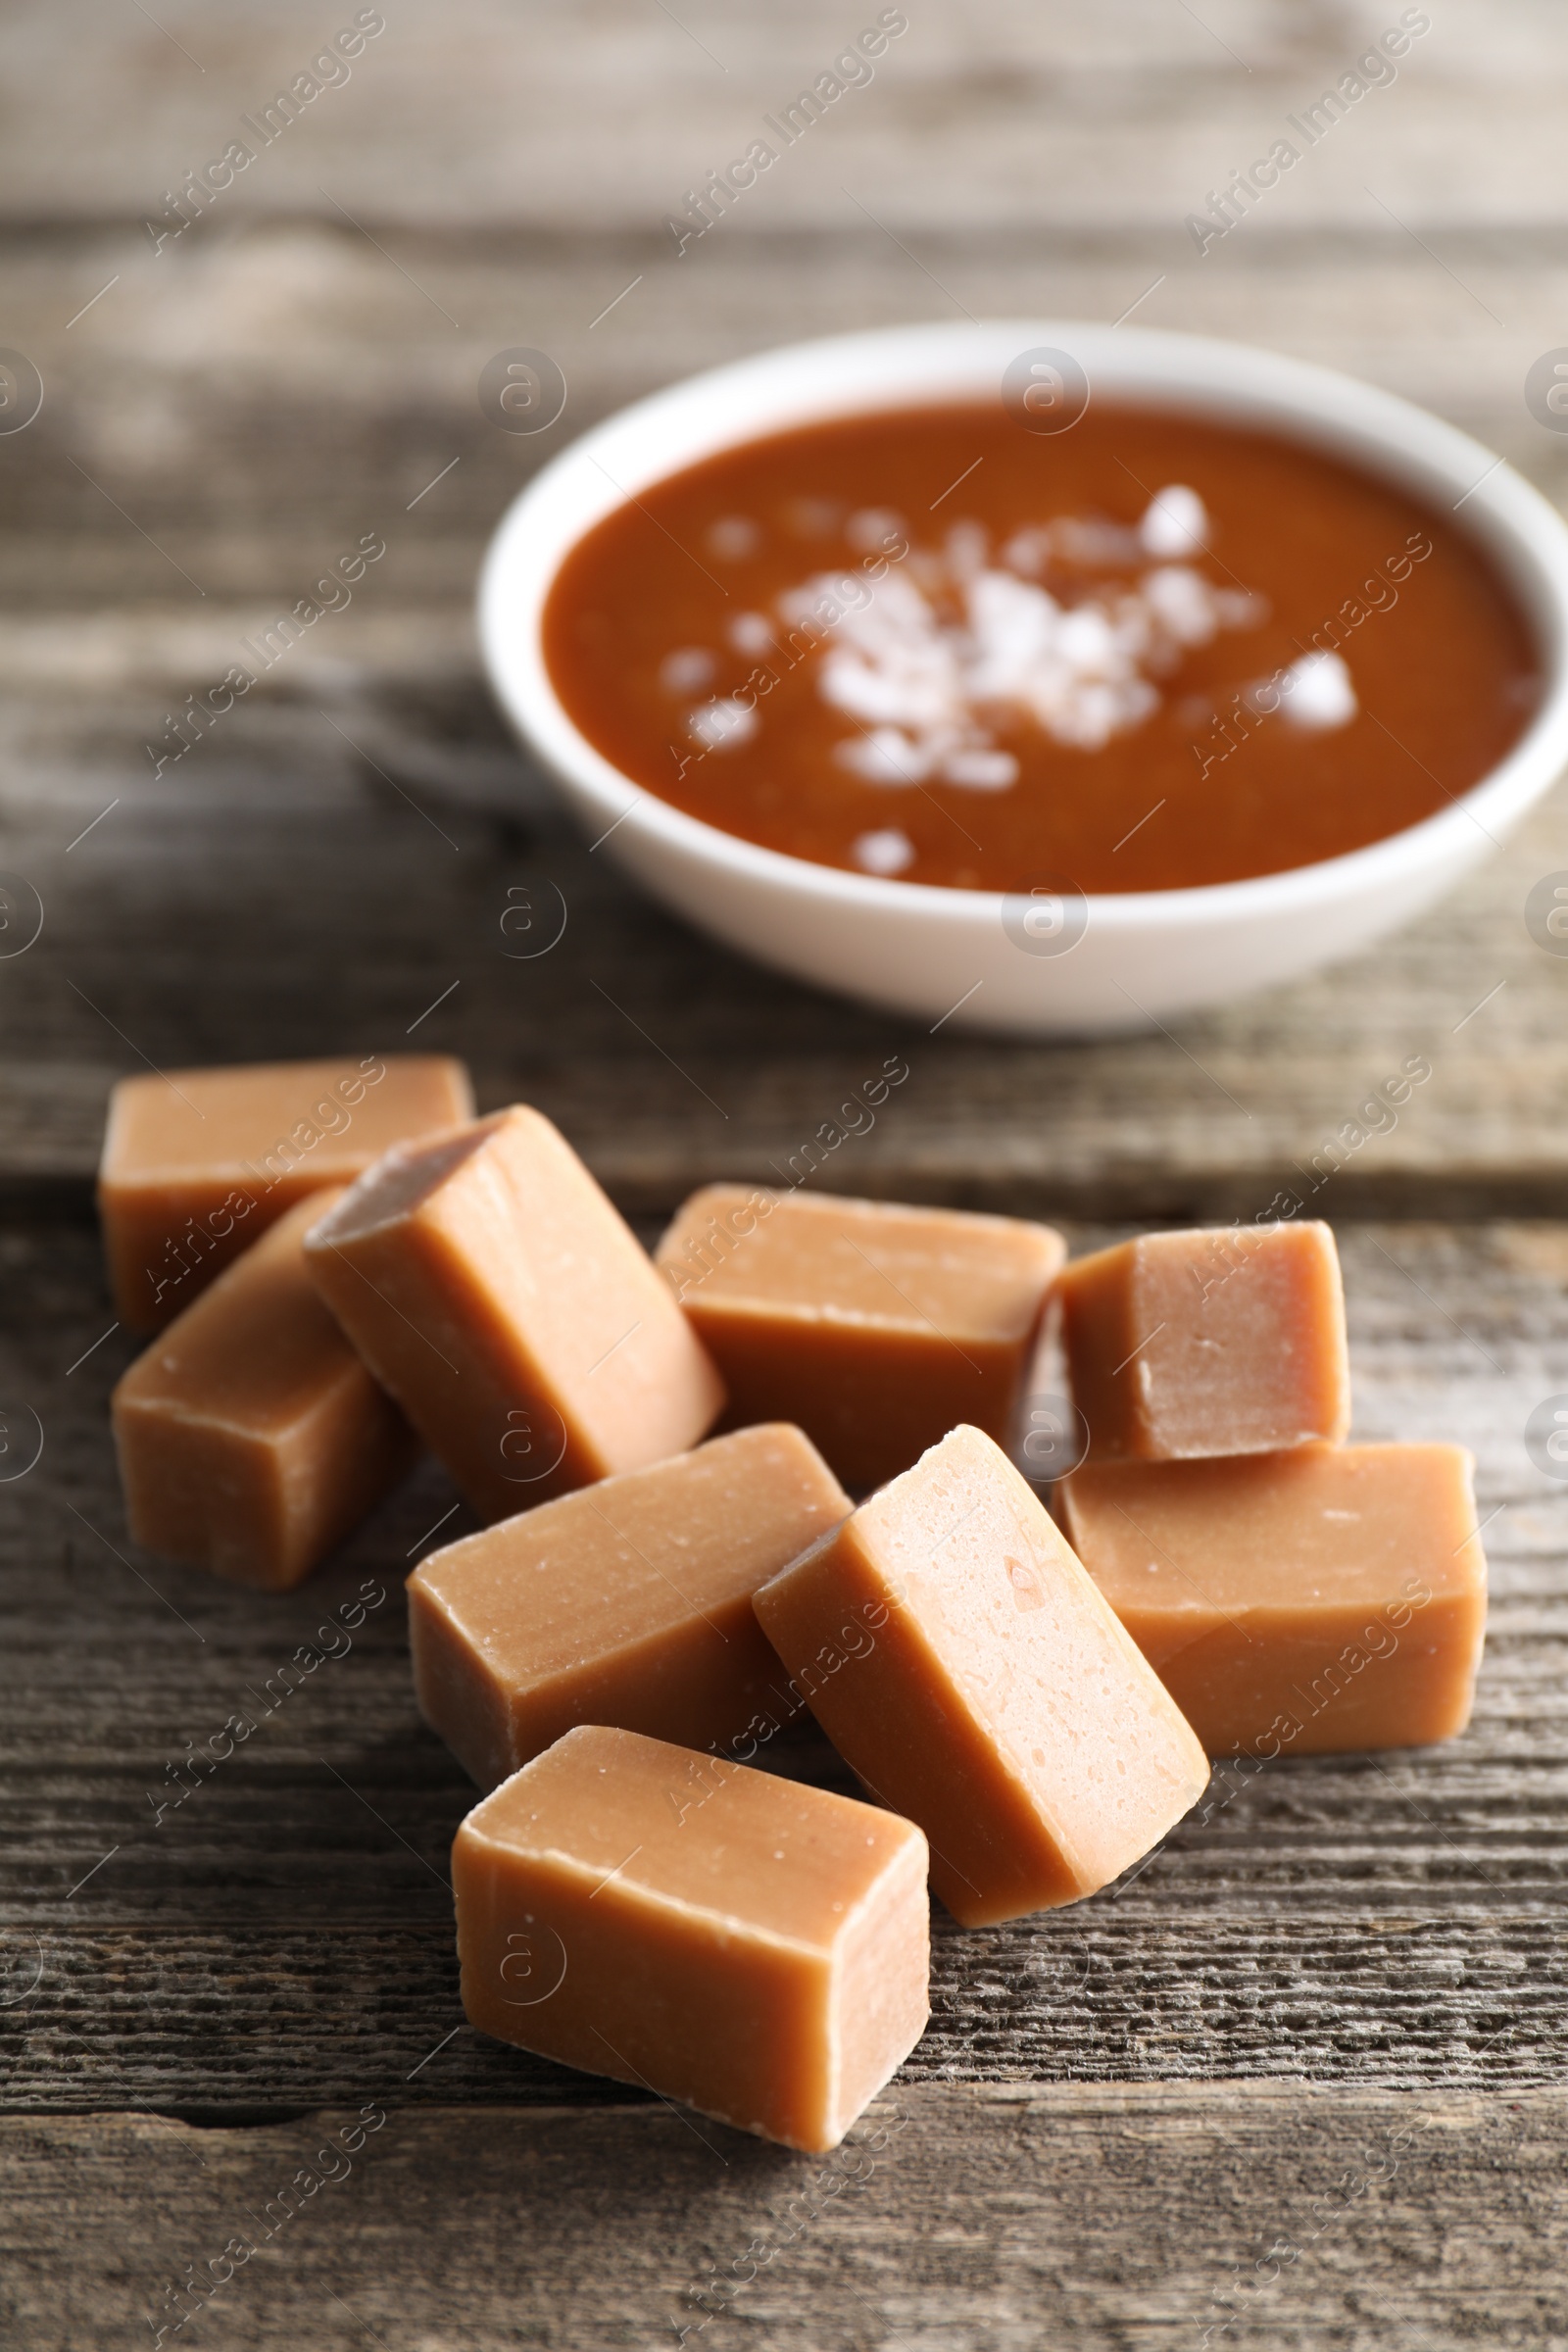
(682, 489, 1284, 793)
(543, 401, 1539, 893)
(809, 489, 1281, 789)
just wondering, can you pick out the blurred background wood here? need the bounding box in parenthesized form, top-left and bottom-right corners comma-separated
(2, 2, 1566, 2342)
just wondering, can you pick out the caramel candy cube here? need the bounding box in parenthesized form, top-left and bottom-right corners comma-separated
(410, 1424, 852, 1788)
(455, 1724, 929, 2151)
(1056, 1221, 1350, 1462)
(656, 1185, 1065, 1492)
(753, 1424, 1209, 1925)
(99, 1054, 474, 1330)
(1056, 1445, 1489, 1757)
(111, 1190, 416, 1591)
(303, 1106, 725, 1521)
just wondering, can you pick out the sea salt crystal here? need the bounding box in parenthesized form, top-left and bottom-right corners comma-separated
(834, 729, 931, 783)
(847, 508, 905, 554)
(1215, 588, 1268, 629)
(942, 747, 1019, 789)
(853, 827, 916, 875)
(1281, 649, 1357, 730)
(1055, 606, 1117, 672)
(687, 698, 758, 752)
(945, 520, 989, 580)
(729, 612, 775, 657)
(1140, 484, 1208, 560)
(661, 647, 716, 696)
(708, 516, 761, 561)
(1001, 526, 1053, 576)
(1142, 565, 1223, 647)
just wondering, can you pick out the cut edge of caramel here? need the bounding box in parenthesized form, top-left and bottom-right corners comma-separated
(306, 1116, 505, 1246)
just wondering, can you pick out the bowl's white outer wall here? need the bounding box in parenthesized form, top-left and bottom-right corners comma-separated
(478, 321, 1568, 1036)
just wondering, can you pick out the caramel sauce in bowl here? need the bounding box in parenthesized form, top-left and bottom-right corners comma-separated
(478, 322, 1568, 1036)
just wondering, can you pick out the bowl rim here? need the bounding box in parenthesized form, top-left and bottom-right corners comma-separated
(477, 318, 1568, 934)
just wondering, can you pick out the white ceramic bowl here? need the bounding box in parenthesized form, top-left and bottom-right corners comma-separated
(477, 320, 1568, 1037)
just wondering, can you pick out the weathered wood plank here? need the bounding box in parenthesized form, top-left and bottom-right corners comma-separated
(10, 0, 1568, 237)
(0, 222, 1561, 598)
(3, 1220, 1566, 2108)
(4, 2085, 1566, 2350)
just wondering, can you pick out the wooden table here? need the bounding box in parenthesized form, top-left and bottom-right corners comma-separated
(5, 4, 1568, 2341)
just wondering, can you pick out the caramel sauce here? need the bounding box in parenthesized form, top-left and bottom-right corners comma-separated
(541, 403, 1539, 893)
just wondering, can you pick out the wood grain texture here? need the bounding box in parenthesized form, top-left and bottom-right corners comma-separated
(4, 0, 1567, 2328)
(4, 2085, 1567, 2351)
(2, 1218, 1565, 2111)
(8, 0, 1565, 228)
